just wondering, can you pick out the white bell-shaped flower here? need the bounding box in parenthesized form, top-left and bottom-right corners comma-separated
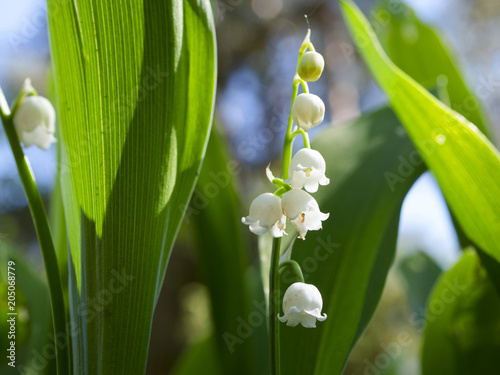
(291, 93, 325, 132)
(13, 96, 56, 150)
(281, 188, 329, 239)
(298, 51, 325, 82)
(288, 149, 330, 193)
(242, 193, 286, 237)
(278, 282, 327, 328)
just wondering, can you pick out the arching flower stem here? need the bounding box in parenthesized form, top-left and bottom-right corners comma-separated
(290, 128, 311, 149)
(269, 237, 282, 375)
(0, 84, 69, 375)
(272, 178, 290, 189)
(273, 186, 289, 198)
(279, 260, 305, 283)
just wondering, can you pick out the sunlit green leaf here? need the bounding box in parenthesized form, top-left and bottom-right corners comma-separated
(47, 0, 216, 373)
(422, 250, 500, 375)
(374, 0, 491, 137)
(341, 0, 500, 262)
(374, 0, 500, 295)
(280, 107, 425, 374)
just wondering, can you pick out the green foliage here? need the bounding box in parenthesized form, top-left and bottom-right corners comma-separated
(280, 107, 425, 374)
(171, 336, 221, 375)
(374, 0, 491, 138)
(422, 251, 500, 375)
(47, 0, 216, 373)
(341, 0, 500, 263)
(374, 0, 500, 295)
(0, 244, 52, 375)
(189, 130, 268, 374)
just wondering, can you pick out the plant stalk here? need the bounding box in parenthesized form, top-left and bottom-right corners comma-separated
(269, 31, 313, 375)
(279, 260, 305, 283)
(282, 79, 300, 180)
(0, 86, 69, 375)
(269, 237, 282, 375)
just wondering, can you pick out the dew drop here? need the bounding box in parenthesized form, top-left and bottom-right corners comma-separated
(436, 134, 446, 145)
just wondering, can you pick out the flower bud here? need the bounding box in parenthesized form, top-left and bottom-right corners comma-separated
(278, 282, 327, 328)
(242, 193, 286, 238)
(291, 93, 325, 132)
(298, 51, 324, 82)
(13, 96, 56, 150)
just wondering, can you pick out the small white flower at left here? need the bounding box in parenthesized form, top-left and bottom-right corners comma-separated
(288, 148, 330, 193)
(281, 188, 329, 239)
(13, 96, 56, 150)
(242, 193, 286, 237)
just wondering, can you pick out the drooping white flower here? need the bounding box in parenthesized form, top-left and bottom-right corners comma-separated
(242, 193, 286, 237)
(278, 282, 327, 328)
(281, 188, 329, 239)
(291, 93, 325, 132)
(288, 148, 330, 193)
(298, 51, 325, 82)
(13, 95, 56, 150)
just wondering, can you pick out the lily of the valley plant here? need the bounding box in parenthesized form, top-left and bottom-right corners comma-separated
(0, 80, 68, 373)
(242, 29, 329, 375)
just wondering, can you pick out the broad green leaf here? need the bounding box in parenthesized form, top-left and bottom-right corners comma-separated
(374, 1, 500, 294)
(374, 0, 491, 138)
(189, 129, 268, 375)
(280, 107, 425, 374)
(171, 336, 221, 375)
(340, 0, 500, 262)
(0, 243, 52, 374)
(47, 1, 216, 373)
(422, 250, 500, 375)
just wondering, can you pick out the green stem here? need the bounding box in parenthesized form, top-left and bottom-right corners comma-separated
(269, 237, 282, 375)
(272, 178, 289, 189)
(273, 186, 290, 198)
(269, 32, 314, 375)
(283, 39, 311, 179)
(279, 260, 305, 283)
(299, 79, 309, 94)
(290, 129, 311, 149)
(0, 86, 69, 375)
(282, 79, 300, 180)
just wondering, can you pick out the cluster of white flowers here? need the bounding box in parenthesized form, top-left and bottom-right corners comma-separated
(242, 33, 328, 328)
(242, 56, 329, 240)
(241, 149, 330, 240)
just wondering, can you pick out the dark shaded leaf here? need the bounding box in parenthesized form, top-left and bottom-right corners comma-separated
(422, 251, 500, 375)
(190, 129, 268, 374)
(280, 107, 425, 374)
